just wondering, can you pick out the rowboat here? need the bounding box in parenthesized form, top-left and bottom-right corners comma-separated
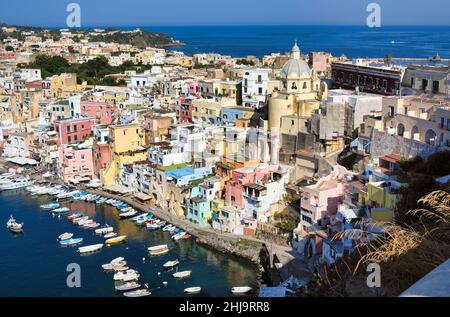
(52, 207, 70, 214)
(163, 259, 180, 269)
(172, 232, 187, 241)
(103, 232, 117, 239)
(59, 237, 83, 246)
(173, 271, 192, 279)
(123, 289, 151, 297)
(67, 212, 83, 221)
(105, 235, 127, 245)
(72, 216, 89, 224)
(40, 203, 60, 210)
(136, 215, 153, 226)
(148, 244, 169, 256)
(184, 287, 201, 294)
(102, 257, 127, 270)
(58, 232, 73, 240)
(95, 225, 114, 235)
(113, 269, 140, 282)
(120, 210, 138, 219)
(77, 219, 93, 226)
(146, 221, 166, 230)
(115, 281, 141, 291)
(131, 213, 148, 222)
(83, 222, 100, 229)
(231, 286, 253, 294)
(77, 243, 103, 254)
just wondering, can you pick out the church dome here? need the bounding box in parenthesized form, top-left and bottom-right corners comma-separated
(281, 41, 311, 79)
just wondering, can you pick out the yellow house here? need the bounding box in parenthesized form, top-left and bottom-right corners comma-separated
(191, 98, 235, 124)
(101, 124, 148, 186)
(50, 73, 78, 98)
(359, 181, 401, 222)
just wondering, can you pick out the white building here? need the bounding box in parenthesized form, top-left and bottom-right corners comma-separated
(3, 132, 30, 158)
(242, 68, 271, 108)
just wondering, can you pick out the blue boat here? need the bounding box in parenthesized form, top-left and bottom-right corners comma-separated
(59, 237, 83, 246)
(40, 203, 60, 210)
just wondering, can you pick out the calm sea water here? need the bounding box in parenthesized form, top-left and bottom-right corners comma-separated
(0, 189, 258, 297)
(143, 25, 450, 59)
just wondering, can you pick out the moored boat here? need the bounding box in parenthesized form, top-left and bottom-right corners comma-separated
(123, 289, 151, 297)
(103, 232, 117, 239)
(77, 243, 103, 254)
(58, 232, 73, 240)
(113, 269, 140, 282)
(163, 259, 180, 269)
(6, 215, 23, 233)
(95, 225, 114, 235)
(105, 235, 127, 245)
(51, 207, 70, 214)
(40, 203, 60, 210)
(173, 270, 192, 279)
(67, 212, 83, 221)
(184, 287, 201, 294)
(231, 286, 253, 294)
(148, 244, 169, 256)
(59, 237, 83, 246)
(115, 281, 141, 291)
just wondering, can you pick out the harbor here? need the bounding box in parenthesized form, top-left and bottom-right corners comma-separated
(0, 186, 258, 297)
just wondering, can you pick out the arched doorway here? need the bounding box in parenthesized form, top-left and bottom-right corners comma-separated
(397, 123, 405, 137)
(425, 129, 437, 145)
(411, 126, 420, 141)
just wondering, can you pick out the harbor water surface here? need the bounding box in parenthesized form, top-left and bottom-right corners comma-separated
(0, 189, 258, 297)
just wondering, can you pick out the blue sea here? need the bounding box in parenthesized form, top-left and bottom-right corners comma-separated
(0, 190, 258, 297)
(142, 25, 450, 59)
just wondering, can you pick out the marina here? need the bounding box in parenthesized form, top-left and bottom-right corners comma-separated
(0, 188, 258, 297)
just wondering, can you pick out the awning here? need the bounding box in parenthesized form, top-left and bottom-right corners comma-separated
(5, 157, 38, 166)
(134, 192, 152, 201)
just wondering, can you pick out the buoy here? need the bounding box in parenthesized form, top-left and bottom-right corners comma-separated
(157, 272, 161, 276)
(142, 257, 145, 263)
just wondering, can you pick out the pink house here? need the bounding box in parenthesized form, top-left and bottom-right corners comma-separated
(188, 80, 200, 96)
(58, 145, 94, 183)
(80, 101, 117, 125)
(299, 165, 351, 231)
(225, 163, 276, 208)
(54, 117, 96, 146)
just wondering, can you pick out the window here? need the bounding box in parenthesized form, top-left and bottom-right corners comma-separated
(68, 136, 71, 143)
(257, 75, 262, 82)
(258, 87, 263, 94)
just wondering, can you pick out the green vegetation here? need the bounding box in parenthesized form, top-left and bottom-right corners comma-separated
(274, 220, 296, 232)
(236, 239, 263, 250)
(88, 29, 175, 49)
(236, 59, 255, 66)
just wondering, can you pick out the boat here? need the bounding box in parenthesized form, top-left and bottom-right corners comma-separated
(95, 225, 114, 235)
(173, 271, 192, 279)
(77, 219, 94, 226)
(77, 243, 103, 254)
(184, 287, 201, 294)
(59, 237, 83, 246)
(148, 244, 169, 256)
(121, 207, 133, 213)
(123, 289, 151, 297)
(167, 226, 177, 233)
(119, 210, 138, 219)
(102, 258, 127, 270)
(56, 190, 80, 200)
(6, 215, 23, 233)
(105, 235, 127, 245)
(0, 177, 33, 191)
(52, 207, 70, 214)
(172, 232, 187, 241)
(110, 264, 129, 271)
(58, 232, 73, 240)
(72, 216, 89, 224)
(429, 52, 441, 62)
(103, 232, 117, 239)
(182, 234, 192, 240)
(115, 281, 141, 292)
(231, 286, 253, 294)
(146, 221, 166, 230)
(163, 259, 180, 269)
(111, 257, 126, 264)
(40, 203, 60, 210)
(131, 213, 148, 222)
(113, 269, 140, 282)
(67, 212, 83, 221)
(87, 179, 102, 188)
(83, 222, 100, 229)
(136, 215, 153, 226)
(162, 224, 174, 232)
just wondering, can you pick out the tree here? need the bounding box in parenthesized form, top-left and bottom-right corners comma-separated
(5, 46, 14, 52)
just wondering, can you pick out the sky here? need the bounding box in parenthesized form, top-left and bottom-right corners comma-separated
(1, 0, 450, 27)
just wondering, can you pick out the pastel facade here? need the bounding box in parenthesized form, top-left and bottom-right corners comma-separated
(80, 101, 117, 125)
(54, 117, 96, 146)
(57, 145, 94, 183)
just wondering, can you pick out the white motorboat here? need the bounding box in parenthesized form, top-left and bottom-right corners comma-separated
(76, 218, 93, 226)
(184, 287, 201, 294)
(123, 289, 151, 297)
(111, 257, 126, 264)
(115, 281, 141, 291)
(231, 286, 253, 294)
(105, 235, 127, 245)
(148, 244, 169, 256)
(163, 259, 180, 269)
(59, 237, 83, 246)
(95, 225, 114, 235)
(172, 231, 187, 241)
(58, 232, 73, 240)
(77, 243, 103, 254)
(57, 190, 80, 199)
(52, 207, 70, 214)
(6, 215, 23, 233)
(103, 232, 117, 239)
(83, 222, 100, 229)
(40, 203, 60, 210)
(119, 210, 138, 219)
(36, 186, 54, 195)
(173, 271, 192, 279)
(131, 213, 148, 222)
(0, 177, 33, 191)
(102, 262, 128, 270)
(113, 269, 140, 282)
(72, 216, 89, 224)
(121, 207, 133, 213)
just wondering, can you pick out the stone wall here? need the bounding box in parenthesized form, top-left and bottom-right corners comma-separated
(370, 129, 450, 159)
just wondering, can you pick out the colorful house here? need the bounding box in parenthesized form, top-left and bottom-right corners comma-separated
(80, 100, 117, 125)
(57, 145, 94, 184)
(54, 116, 96, 146)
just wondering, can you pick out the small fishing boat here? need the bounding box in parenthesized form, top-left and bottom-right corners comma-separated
(67, 212, 83, 221)
(119, 210, 138, 219)
(83, 222, 100, 229)
(103, 232, 117, 239)
(173, 271, 192, 279)
(59, 237, 83, 246)
(40, 203, 60, 210)
(123, 289, 151, 297)
(115, 281, 141, 292)
(162, 224, 173, 232)
(6, 215, 23, 233)
(95, 225, 114, 235)
(77, 219, 94, 226)
(113, 269, 140, 282)
(136, 215, 153, 226)
(148, 244, 169, 256)
(58, 232, 73, 240)
(184, 287, 201, 294)
(102, 258, 127, 270)
(131, 213, 148, 222)
(105, 235, 127, 245)
(172, 231, 187, 241)
(163, 259, 180, 269)
(72, 216, 89, 224)
(77, 243, 103, 254)
(111, 257, 126, 264)
(182, 234, 192, 240)
(52, 207, 70, 214)
(57, 190, 80, 200)
(146, 221, 166, 230)
(231, 286, 253, 294)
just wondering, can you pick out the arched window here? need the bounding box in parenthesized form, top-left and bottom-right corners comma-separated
(291, 82, 297, 90)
